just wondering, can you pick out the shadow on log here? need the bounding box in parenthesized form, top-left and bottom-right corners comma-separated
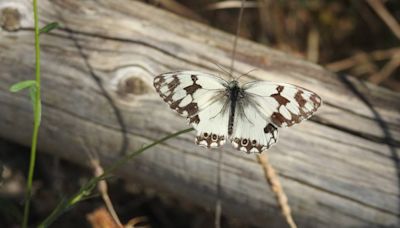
(0, 0, 399, 227)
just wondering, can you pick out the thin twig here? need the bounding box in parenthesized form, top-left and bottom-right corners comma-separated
(366, 0, 400, 40)
(257, 154, 297, 228)
(214, 1, 247, 227)
(306, 27, 319, 63)
(369, 54, 400, 84)
(103, 128, 194, 176)
(125, 216, 149, 228)
(80, 138, 123, 227)
(204, 1, 258, 11)
(158, 0, 205, 23)
(325, 48, 400, 72)
(93, 160, 123, 227)
(215, 149, 223, 228)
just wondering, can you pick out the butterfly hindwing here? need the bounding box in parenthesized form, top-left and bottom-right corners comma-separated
(230, 92, 279, 153)
(196, 132, 227, 148)
(231, 107, 278, 153)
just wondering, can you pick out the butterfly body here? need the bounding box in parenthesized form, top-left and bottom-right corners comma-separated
(226, 80, 242, 135)
(153, 71, 321, 153)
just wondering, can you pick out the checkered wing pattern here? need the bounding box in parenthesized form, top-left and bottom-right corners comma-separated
(154, 71, 230, 148)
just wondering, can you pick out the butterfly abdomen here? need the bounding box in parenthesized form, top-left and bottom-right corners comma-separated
(228, 105, 235, 135)
(227, 81, 241, 136)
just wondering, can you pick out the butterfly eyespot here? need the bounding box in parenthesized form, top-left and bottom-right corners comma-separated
(251, 140, 257, 145)
(241, 139, 248, 146)
(203, 132, 209, 138)
(212, 134, 218, 141)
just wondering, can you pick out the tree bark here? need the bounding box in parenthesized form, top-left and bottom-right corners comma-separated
(0, 0, 399, 227)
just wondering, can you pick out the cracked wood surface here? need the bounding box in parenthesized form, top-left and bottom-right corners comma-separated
(0, 0, 400, 227)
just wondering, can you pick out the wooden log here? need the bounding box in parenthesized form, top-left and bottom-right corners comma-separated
(0, 0, 399, 227)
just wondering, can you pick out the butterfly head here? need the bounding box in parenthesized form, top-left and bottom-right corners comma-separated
(227, 80, 240, 89)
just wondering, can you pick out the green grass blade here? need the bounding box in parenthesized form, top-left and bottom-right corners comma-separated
(9, 80, 36, 93)
(40, 22, 59, 34)
(39, 127, 194, 227)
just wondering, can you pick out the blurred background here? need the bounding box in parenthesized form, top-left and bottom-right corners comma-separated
(146, 0, 400, 91)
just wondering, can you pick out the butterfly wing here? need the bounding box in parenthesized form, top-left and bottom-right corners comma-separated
(154, 71, 230, 148)
(230, 81, 322, 153)
(231, 102, 279, 153)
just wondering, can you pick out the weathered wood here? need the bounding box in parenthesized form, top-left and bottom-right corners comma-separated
(1, 0, 400, 227)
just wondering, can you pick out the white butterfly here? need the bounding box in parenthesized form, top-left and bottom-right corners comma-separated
(153, 71, 322, 153)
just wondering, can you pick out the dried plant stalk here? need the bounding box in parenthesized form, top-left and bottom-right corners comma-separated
(81, 137, 123, 227)
(90, 159, 123, 227)
(257, 154, 297, 228)
(367, 0, 400, 40)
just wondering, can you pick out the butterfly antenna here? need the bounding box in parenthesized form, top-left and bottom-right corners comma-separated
(236, 68, 258, 81)
(230, 0, 246, 79)
(212, 62, 233, 78)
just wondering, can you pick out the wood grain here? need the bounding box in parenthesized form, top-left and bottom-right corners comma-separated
(0, 0, 399, 227)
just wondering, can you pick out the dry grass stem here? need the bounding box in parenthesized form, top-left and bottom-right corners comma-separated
(91, 159, 123, 227)
(369, 54, 400, 84)
(367, 0, 400, 40)
(214, 199, 222, 228)
(157, 0, 204, 22)
(257, 154, 297, 228)
(306, 27, 319, 63)
(204, 1, 258, 11)
(325, 48, 400, 72)
(125, 216, 150, 228)
(80, 138, 123, 227)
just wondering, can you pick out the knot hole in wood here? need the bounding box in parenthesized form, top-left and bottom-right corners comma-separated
(0, 7, 20, 31)
(118, 76, 151, 96)
(111, 67, 153, 102)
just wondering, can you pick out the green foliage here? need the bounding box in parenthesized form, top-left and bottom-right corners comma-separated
(9, 80, 36, 93)
(40, 22, 59, 34)
(9, 80, 41, 124)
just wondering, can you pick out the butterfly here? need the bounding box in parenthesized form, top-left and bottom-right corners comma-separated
(153, 71, 322, 153)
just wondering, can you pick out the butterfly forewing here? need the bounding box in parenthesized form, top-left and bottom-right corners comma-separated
(228, 81, 321, 153)
(154, 71, 230, 148)
(243, 81, 322, 128)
